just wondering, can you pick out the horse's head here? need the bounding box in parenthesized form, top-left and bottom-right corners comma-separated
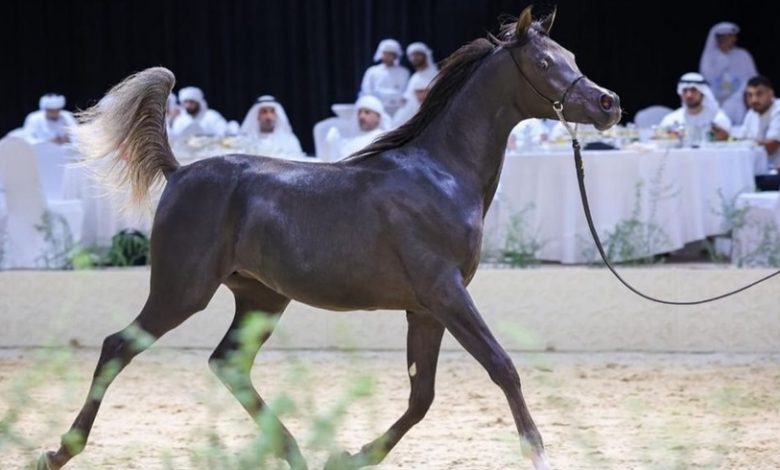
(504, 6, 621, 131)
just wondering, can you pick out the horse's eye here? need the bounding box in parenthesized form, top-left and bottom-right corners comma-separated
(539, 59, 549, 71)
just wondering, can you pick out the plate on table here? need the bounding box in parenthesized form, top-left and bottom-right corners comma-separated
(544, 142, 573, 152)
(648, 139, 678, 149)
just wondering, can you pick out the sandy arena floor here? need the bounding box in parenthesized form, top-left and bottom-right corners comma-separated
(1, 348, 779, 469)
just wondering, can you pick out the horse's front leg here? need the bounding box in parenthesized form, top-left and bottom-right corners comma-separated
(324, 310, 445, 469)
(425, 270, 550, 470)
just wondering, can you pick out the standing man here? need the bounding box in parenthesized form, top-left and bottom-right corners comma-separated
(22, 94, 76, 144)
(406, 42, 438, 83)
(360, 39, 410, 116)
(699, 22, 758, 123)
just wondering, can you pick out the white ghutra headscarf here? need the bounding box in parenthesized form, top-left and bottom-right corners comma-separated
(373, 39, 403, 65)
(39, 93, 66, 110)
(406, 42, 437, 72)
(676, 72, 718, 110)
(699, 22, 757, 104)
(178, 86, 209, 117)
(354, 94, 391, 131)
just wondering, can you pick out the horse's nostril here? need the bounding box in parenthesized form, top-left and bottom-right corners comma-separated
(600, 94, 614, 111)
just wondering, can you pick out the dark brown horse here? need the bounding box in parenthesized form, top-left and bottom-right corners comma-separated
(39, 7, 621, 470)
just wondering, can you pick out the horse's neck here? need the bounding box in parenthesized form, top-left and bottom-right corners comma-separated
(419, 54, 526, 202)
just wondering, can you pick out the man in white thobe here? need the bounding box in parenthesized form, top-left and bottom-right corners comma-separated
(659, 72, 732, 144)
(360, 39, 410, 116)
(165, 93, 181, 135)
(734, 76, 780, 170)
(405, 42, 438, 83)
(326, 95, 389, 161)
(170, 86, 228, 138)
(22, 94, 76, 144)
(239, 95, 304, 159)
(507, 119, 556, 153)
(699, 22, 758, 124)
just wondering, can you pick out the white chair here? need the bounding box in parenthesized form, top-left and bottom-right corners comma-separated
(633, 105, 673, 128)
(35, 141, 77, 200)
(0, 136, 83, 268)
(0, 184, 6, 250)
(313, 104, 357, 161)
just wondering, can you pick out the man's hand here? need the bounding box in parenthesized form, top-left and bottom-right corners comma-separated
(711, 124, 729, 141)
(758, 138, 780, 156)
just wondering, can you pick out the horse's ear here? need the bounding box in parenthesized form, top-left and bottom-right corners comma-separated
(515, 6, 533, 40)
(541, 6, 557, 35)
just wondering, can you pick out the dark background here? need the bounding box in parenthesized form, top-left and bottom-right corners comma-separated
(2, 0, 778, 154)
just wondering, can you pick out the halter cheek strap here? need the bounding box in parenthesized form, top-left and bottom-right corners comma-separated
(506, 48, 584, 139)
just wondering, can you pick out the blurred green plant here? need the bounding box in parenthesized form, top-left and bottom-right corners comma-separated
(35, 210, 75, 269)
(581, 158, 676, 265)
(500, 205, 545, 268)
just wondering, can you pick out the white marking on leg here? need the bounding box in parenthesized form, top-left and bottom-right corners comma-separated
(408, 362, 417, 377)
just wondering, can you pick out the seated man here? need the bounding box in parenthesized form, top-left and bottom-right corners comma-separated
(22, 94, 76, 145)
(165, 93, 181, 134)
(734, 76, 780, 170)
(239, 95, 304, 159)
(391, 73, 434, 129)
(170, 86, 228, 138)
(326, 95, 389, 161)
(360, 39, 410, 116)
(659, 72, 731, 144)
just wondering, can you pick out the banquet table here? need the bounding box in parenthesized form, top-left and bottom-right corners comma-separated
(62, 142, 319, 247)
(485, 145, 766, 264)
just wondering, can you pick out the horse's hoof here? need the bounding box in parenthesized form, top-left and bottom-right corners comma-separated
(532, 452, 552, 470)
(288, 453, 309, 470)
(36, 451, 57, 470)
(323, 450, 353, 470)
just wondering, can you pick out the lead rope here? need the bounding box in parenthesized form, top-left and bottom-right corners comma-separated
(554, 106, 780, 305)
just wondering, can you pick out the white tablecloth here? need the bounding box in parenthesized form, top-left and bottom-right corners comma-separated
(486, 147, 765, 264)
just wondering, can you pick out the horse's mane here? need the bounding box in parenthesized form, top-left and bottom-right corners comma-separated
(345, 18, 542, 162)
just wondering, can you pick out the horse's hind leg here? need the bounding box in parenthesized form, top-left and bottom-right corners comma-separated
(324, 310, 445, 470)
(38, 241, 226, 469)
(208, 274, 306, 469)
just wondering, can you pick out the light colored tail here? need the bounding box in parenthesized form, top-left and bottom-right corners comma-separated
(72, 67, 179, 207)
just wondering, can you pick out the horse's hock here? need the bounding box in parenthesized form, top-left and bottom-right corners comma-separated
(1, 267, 777, 353)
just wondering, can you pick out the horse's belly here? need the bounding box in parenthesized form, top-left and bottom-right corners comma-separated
(242, 264, 416, 312)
